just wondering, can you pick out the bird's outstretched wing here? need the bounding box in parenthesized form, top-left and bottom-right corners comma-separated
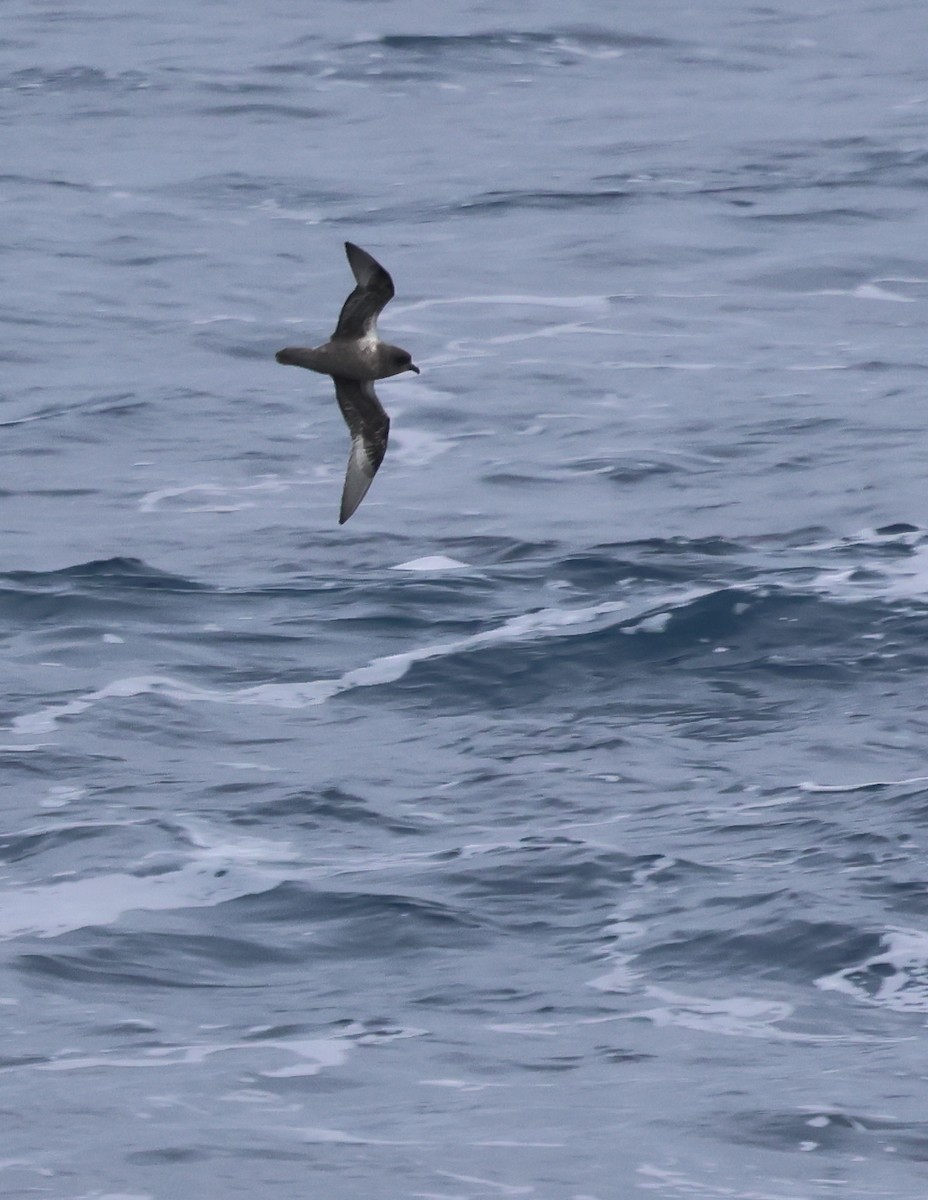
(332, 242, 395, 340)
(332, 375, 390, 523)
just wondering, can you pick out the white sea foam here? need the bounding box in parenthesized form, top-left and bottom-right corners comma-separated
(256, 1038, 352, 1078)
(816, 927, 928, 1012)
(434, 1170, 534, 1196)
(628, 988, 798, 1039)
(808, 553, 928, 604)
(292, 1126, 417, 1146)
(623, 611, 672, 635)
(637, 1164, 803, 1199)
(420, 1078, 503, 1092)
(795, 527, 928, 604)
(40, 785, 85, 809)
(0, 866, 260, 940)
(474, 1139, 565, 1148)
(34, 1033, 350, 1078)
(853, 283, 913, 302)
(485, 320, 615, 345)
(138, 478, 292, 514)
(190, 313, 258, 325)
(9, 589, 716, 736)
(588, 954, 641, 994)
(139, 483, 244, 513)
(618, 986, 884, 1043)
(393, 293, 613, 315)
(70, 1194, 154, 1200)
(487, 1021, 561, 1037)
(799, 775, 928, 794)
(387, 425, 454, 464)
(218, 760, 283, 772)
(878, 544, 928, 601)
(391, 555, 471, 572)
(804, 524, 926, 552)
(252, 198, 322, 223)
(10, 676, 215, 736)
(10, 596, 673, 733)
(0, 825, 296, 939)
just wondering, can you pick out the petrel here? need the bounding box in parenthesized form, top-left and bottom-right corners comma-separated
(276, 242, 420, 524)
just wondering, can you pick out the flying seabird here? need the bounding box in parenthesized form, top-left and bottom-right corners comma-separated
(276, 242, 420, 524)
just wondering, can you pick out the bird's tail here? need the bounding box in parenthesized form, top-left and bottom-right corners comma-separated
(275, 347, 326, 371)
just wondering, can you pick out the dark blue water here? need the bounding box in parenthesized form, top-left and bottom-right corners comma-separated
(4, 2, 928, 1197)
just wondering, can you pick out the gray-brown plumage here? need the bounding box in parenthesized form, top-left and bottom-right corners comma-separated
(276, 242, 419, 524)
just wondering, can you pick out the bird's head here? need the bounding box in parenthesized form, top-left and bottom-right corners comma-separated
(386, 347, 420, 377)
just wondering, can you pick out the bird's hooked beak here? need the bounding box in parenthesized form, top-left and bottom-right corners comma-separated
(407, 363, 420, 375)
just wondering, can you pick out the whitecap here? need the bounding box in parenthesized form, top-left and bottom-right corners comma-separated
(8, 590, 713, 733)
(623, 986, 885, 1043)
(0, 824, 296, 939)
(852, 283, 913, 302)
(391, 555, 471, 572)
(0, 864, 270, 940)
(799, 775, 928, 794)
(816, 927, 928, 1012)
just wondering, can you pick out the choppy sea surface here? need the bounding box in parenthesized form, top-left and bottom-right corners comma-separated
(4, 1, 928, 1197)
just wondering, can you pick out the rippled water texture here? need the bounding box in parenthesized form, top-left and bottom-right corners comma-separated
(3, 1, 928, 1198)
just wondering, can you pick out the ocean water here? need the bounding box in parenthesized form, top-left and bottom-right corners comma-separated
(3, 1, 928, 1197)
